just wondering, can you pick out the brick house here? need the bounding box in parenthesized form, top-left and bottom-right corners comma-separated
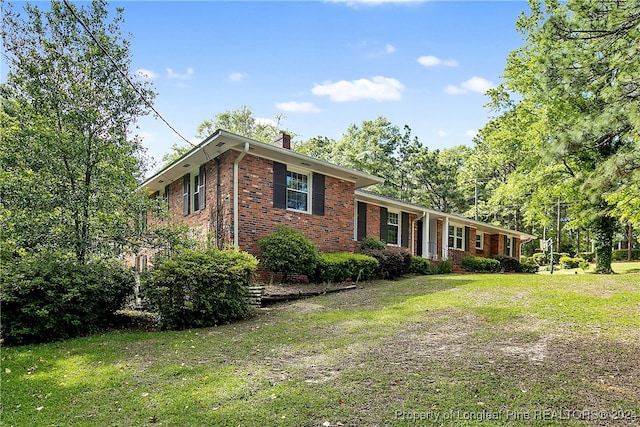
(138, 130, 534, 270)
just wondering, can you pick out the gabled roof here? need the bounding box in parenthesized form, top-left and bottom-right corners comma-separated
(355, 189, 536, 242)
(142, 130, 383, 193)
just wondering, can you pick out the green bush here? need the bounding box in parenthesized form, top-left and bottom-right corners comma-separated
(612, 249, 640, 261)
(577, 252, 595, 262)
(519, 260, 539, 274)
(143, 248, 257, 331)
(531, 252, 547, 265)
(313, 252, 379, 283)
(461, 256, 501, 273)
(360, 248, 407, 279)
(559, 256, 586, 269)
(408, 256, 433, 275)
(435, 259, 453, 274)
(257, 225, 319, 282)
(359, 237, 386, 251)
(0, 253, 134, 345)
(492, 255, 522, 272)
(579, 259, 591, 271)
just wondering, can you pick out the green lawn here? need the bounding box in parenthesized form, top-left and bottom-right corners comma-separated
(2, 268, 640, 426)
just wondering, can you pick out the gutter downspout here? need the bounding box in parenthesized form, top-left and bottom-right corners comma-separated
(233, 142, 250, 248)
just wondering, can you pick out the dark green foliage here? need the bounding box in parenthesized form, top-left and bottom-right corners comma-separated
(313, 252, 379, 283)
(594, 217, 616, 273)
(559, 256, 586, 269)
(0, 253, 134, 345)
(143, 248, 257, 331)
(492, 255, 522, 273)
(577, 252, 595, 262)
(360, 249, 407, 279)
(435, 259, 453, 274)
(359, 237, 386, 251)
(519, 260, 540, 274)
(257, 225, 319, 282)
(408, 256, 433, 275)
(612, 249, 640, 261)
(461, 256, 501, 273)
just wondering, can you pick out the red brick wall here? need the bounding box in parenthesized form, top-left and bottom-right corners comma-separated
(235, 154, 357, 256)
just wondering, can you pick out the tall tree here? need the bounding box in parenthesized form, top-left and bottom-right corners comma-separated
(1, 0, 155, 263)
(487, 0, 640, 273)
(195, 105, 290, 142)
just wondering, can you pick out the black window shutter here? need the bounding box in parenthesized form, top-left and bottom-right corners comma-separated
(312, 173, 325, 216)
(401, 212, 410, 248)
(199, 164, 206, 210)
(163, 185, 169, 205)
(357, 202, 367, 241)
(504, 235, 509, 255)
(273, 162, 287, 209)
(379, 206, 388, 243)
(182, 173, 190, 216)
(465, 227, 471, 251)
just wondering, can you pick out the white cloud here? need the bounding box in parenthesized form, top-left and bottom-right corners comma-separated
(136, 68, 157, 79)
(229, 72, 247, 82)
(417, 55, 458, 68)
(465, 129, 478, 138)
(166, 67, 194, 80)
(275, 101, 321, 113)
(444, 76, 494, 95)
(312, 76, 405, 102)
(386, 44, 396, 54)
(437, 130, 448, 137)
(444, 85, 467, 95)
(461, 76, 494, 93)
(255, 117, 277, 127)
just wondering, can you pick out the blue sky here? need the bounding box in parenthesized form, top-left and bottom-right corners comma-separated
(5, 1, 532, 168)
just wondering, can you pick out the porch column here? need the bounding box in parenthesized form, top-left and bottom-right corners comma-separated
(423, 211, 430, 259)
(443, 217, 449, 260)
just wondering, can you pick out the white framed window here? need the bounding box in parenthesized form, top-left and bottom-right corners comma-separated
(448, 225, 464, 250)
(476, 232, 484, 250)
(286, 170, 309, 212)
(387, 212, 399, 245)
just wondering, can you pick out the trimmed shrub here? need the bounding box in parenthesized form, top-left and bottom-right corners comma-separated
(435, 259, 453, 275)
(559, 256, 585, 269)
(577, 252, 595, 262)
(143, 248, 257, 331)
(1, 253, 134, 345)
(579, 259, 591, 271)
(519, 260, 539, 274)
(408, 256, 433, 275)
(360, 248, 407, 279)
(359, 237, 386, 251)
(531, 252, 547, 266)
(492, 255, 522, 272)
(612, 249, 640, 261)
(313, 252, 379, 283)
(461, 256, 501, 273)
(257, 225, 319, 282)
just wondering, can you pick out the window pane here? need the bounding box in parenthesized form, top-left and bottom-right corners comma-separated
(388, 225, 398, 245)
(456, 227, 463, 238)
(286, 171, 308, 211)
(476, 234, 482, 248)
(388, 212, 399, 225)
(448, 235, 454, 248)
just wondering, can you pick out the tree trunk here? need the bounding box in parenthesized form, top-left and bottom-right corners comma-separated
(594, 216, 615, 274)
(628, 223, 633, 262)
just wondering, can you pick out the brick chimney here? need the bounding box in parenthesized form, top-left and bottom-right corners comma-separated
(274, 132, 291, 150)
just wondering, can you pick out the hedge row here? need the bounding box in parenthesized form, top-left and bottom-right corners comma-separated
(1, 253, 134, 345)
(312, 252, 379, 283)
(143, 248, 257, 331)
